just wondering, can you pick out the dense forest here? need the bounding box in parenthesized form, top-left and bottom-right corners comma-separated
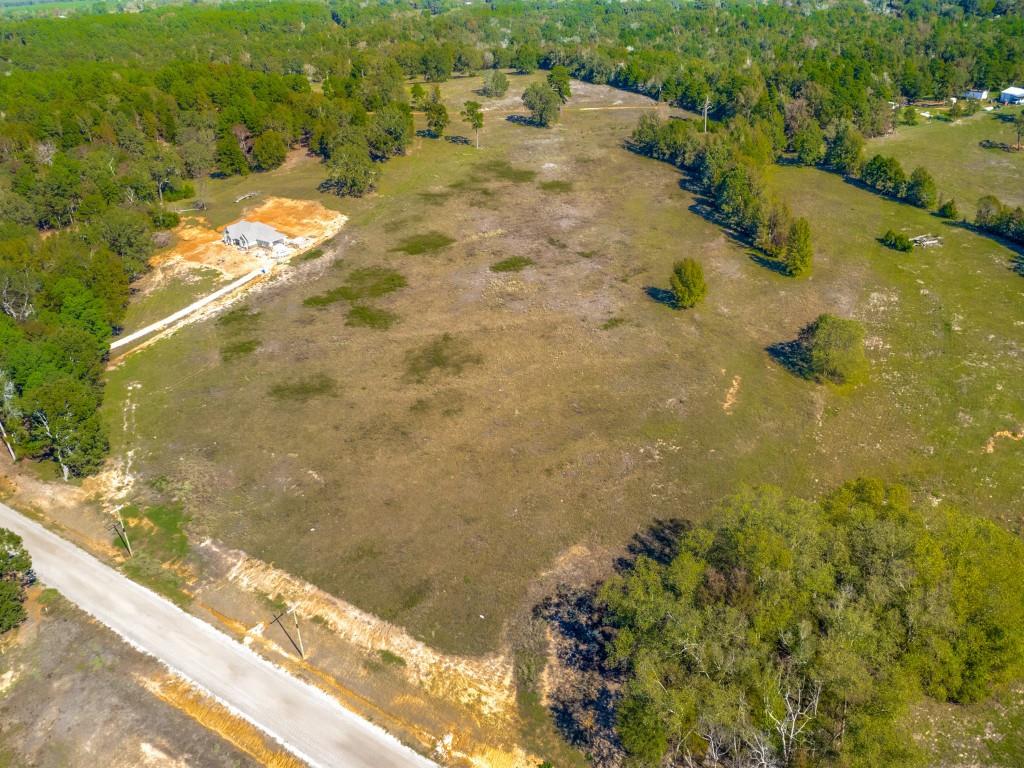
(0, 0, 1021, 477)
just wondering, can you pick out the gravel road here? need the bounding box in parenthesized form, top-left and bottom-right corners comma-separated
(0, 502, 437, 768)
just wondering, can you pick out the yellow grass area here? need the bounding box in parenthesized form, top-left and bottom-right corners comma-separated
(984, 427, 1024, 454)
(156, 197, 348, 279)
(136, 673, 306, 768)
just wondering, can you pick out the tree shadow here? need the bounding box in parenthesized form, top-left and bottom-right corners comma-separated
(644, 286, 677, 308)
(766, 338, 813, 379)
(535, 586, 622, 761)
(506, 114, 542, 127)
(750, 253, 790, 274)
(616, 517, 689, 570)
(444, 135, 472, 145)
(415, 129, 443, 139)
(533, 518, 690, 765)
(940, 219, 1024, 274)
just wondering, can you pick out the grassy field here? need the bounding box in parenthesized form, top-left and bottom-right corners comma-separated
(103, 71, 1024, 674)
(120, 265, 226, 334)
(868, 105, 1024, 214)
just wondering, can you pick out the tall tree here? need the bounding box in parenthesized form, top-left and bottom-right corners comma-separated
(783, 217, 813, 276)
(906, 166, 938, 208)
(461, 101, 484, 148)
(547, 66, 572, 103)
(602, 479, 1024, 768)
(424, 100, 449, 138)
(522, 82, 562, 127)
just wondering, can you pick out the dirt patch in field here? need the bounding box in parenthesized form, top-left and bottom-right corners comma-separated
(154, 197, 348, 279)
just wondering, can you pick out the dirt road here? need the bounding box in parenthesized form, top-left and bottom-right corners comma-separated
(0, 502, 436, 768)
(110, 267, 267, 351)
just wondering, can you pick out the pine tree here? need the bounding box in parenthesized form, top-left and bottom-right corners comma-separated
(782, 218, 813, 276)
(670, 258, 707, 309)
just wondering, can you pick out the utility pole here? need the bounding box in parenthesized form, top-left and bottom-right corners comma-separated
(270, 606, 305, 659)
(109, 513, 133, 557)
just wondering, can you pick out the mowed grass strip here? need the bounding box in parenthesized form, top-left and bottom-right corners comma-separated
(217, 305, 261, 327)
(220, 338, 260, 361)
(539, 179, 573, 193)
(405, 333, 483, 383)
(391, 231, 455, 255)
(268, 373, 338, 401)
(303, 266, 407, 307)
(491, 255, 535, 272)
(346, 304, 397, 329)
(477, 159, 537, 183)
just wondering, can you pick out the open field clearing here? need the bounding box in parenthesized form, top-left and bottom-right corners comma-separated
(101, 73, 1024, 669)
(869, 106, 1024, 214)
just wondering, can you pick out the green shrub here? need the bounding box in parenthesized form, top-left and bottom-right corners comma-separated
(800, 313, 868, 384)
(937, 199, 959, 219)
(297, 248, 325, 262)
(881, 229, 914, 252)
(220, 338, 260, 361)
(378, 649, 407, 667)
(405, 334, 482, 382)
(150, 209, 180, 230)
(539, 180, 572, 193)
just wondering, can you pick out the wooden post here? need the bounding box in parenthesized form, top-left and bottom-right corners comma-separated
(292, 608, 305, 659)
(0, 421, 15, 462)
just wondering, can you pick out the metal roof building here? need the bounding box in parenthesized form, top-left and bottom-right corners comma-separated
(223, 220, 287, 250)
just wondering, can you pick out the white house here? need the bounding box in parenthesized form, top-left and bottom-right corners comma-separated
(223, 220, 287, 250)
(999, 87, 1024, 105)
(963, 89, 989, 100)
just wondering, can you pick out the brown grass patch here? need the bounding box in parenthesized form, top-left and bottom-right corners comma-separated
(137, 673, 306, 768)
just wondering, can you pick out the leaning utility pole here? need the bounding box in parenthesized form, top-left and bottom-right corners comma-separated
(0, 421, 15, 462)
(109, 513, 133, 558)
(270, 606, 305, 659)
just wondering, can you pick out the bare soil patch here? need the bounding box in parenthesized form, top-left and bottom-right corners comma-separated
(155, 196, 348, 279)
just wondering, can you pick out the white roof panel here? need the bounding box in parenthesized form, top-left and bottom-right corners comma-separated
(224, 220, 286, 242)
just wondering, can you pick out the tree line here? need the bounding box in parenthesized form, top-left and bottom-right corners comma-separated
(602, 478, 1024, 767)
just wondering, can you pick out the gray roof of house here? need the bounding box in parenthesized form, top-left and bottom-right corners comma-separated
(224, 220, 286, 242)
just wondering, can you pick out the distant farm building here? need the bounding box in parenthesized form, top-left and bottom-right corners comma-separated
(963, 89, 989, 100)
(223, 221, 287, 250)
(999, 87, 1024, 105)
